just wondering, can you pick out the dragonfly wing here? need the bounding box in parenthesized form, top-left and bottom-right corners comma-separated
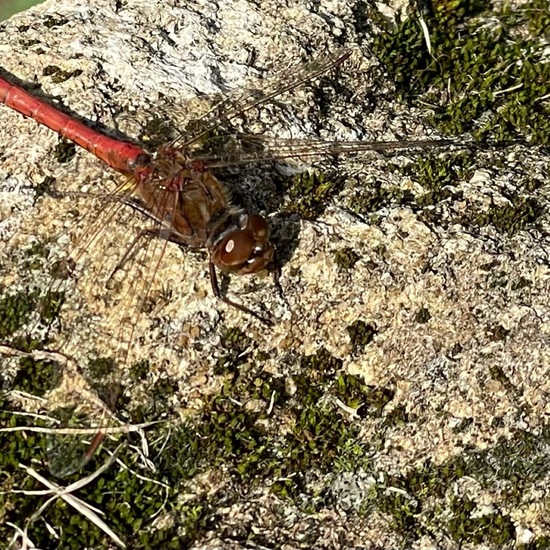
(3, 169, 188, 477)
(170, 49, 353, 150)
(190, 134, 458, 168)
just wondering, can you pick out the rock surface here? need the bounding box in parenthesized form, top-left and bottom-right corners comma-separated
(1, 0, 549, 549)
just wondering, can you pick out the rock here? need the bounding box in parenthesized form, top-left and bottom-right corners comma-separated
(1, 0, 549, 548)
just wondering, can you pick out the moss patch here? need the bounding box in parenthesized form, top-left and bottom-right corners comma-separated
(42, 15, 70, 28)
(465, 195, 543, 234)
(346, 320, 377, 353)
(42, 65, 83, 84)
(0, 288, 41, 342)
(11, 356, 56, 397)
(157, 346, 377, 500)
(1, 345, 380, 547)
(369, 425, 550, 544)
(0, 287, 63, 350)
(5, 344, 550, 547)
(280, 171, 343, 220)
(53, 139, 77, 163)
(447, 496, 516, 545)
(349, 146, 544, 235)
(372, 0, 550, 145)
(407, 152, 473, 207)
(334, 247, 361, 270)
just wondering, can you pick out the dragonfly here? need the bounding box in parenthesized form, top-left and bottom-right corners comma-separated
(0, 48, 454, 476)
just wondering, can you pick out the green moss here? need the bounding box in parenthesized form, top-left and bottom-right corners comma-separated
(346, 320, 377, 353)
(281, 171, 342, 220)
(0, 286, 62, 351)
(214, 326, 253, 374)
(154, 347, 373, 503)
(523, 0, 550, 36)
(372, 0, 550, 144)
(407, 152, 472, 207)
(42, 65, 83, 84)
(350, 183, 416, 217)
(349, 151, 474, 227)
(376, 485, 422, 538)
(299, 345, 343, 377)
(86, 357, 116, 380)
(129, 359, 150, 381)
(465, 196, 543, 234)
(0, 402, 211, 548)
(12, 356, 56, 397)
(20, 240, 48, 271)
(334, 374, 394, 418)
(447, 497, 515, 545)
(414, 307, 431, 323)
(144, 377, 179, 415)
(351, 145, 542, 235)
(353, 424, 550, 543)
(54, 139, 77, 163)
(478, 428, 550, 499)
(6, 354, 550, 547)
(372, 464, 452, 540)
(44, 407, 104, 479)
(39, 290, 64, 323)
(33, 175, 56, 200)
(334, 247, 360, 270)
(43, 16, 70, 28)
(82, 356, 123, 409)
(0, 288, 40, 341)
(527, 537, 550, 550)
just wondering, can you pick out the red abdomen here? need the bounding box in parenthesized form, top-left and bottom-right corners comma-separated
(0, 74, 147, 173)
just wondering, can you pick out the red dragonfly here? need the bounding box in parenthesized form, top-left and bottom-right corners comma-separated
(0, 49, 453, 475)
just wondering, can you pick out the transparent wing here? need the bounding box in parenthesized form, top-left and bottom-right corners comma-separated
(171, 49, 353, 150)
(188, 133, 458, 168)
(0, 168, 181, 478)
(47, 178, 181, 477)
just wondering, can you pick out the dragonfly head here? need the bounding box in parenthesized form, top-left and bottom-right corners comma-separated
(211, 214, 274, 275)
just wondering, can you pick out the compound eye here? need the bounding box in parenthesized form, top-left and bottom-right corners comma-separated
(252, 241, 270, 256)
(219, 230, 255, 266)
(245, 214, 269, 239)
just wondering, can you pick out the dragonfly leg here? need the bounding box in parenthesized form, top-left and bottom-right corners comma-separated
(269, 245, 283, 297)
(208, 262, 274, 327)
(268, 246, 291, 314)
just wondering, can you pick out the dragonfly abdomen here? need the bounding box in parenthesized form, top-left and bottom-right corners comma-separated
(0, 74, 147, 173)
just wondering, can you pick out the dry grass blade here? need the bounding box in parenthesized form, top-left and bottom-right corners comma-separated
(16, 447, 126, 549)
(5, 521, 36, 550)
(0, 345, 70, 363)
(0, 419, 166, 435)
